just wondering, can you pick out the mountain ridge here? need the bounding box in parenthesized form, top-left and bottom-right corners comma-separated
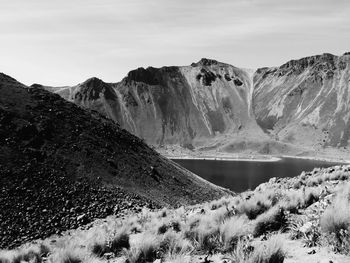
(36, 52, 350, 157)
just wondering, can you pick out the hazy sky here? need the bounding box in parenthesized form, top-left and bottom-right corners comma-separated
(1, 0, 350, 86)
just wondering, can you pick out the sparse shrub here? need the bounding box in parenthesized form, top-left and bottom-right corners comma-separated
(123, 247, 141, 263)
(91, 242, 109, 257)
(164, 254, 190, 263)
(320, 197, 350, 236)
(223, 236, 253, 263)
(12, 250, 42, 263)
(237, 191, 277, 220)
(302, 224, 321, 248)
(110, 232, 130, 254)
(292, 180, 303, 189)
(239, 200, 270, 220)
(249, 235, 285, 263)
(183, 213, 221, 252)
(281, 187, 321, 213)
(160, 231, 193, 258)
(91, 229, 130, 257)
(279, 190, 303, 213)
(303, 188, 320, 207)
(287, 216, 305, 240)
(219, 215, 252, 251)
(126, 233, 161, 263)
(322, 230, 350, 254)
(39, 244, 51, 257)
(171, 221, 181, 232)
(158, 223, 169, 234)
(198, 228, 220, 252)
(253, 207, 287, 237)
(320, 184, 350, 254)
(48, 249, 82, 263)
(158, 208, 168, 218)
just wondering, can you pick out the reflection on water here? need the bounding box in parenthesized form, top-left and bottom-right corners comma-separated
(172, 158, 342, 192)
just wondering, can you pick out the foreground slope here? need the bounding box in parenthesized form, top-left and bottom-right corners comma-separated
(0, 73, 226, 248)
(3, 165, 350, 262)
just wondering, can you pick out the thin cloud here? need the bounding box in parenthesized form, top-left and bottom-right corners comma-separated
(0, 0, 349, 85)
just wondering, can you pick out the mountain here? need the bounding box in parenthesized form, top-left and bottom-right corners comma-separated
(0, 73, 226, 248)
(38, 59, 268, 149)
(253, 52, 350, 149)
(39, 53, 350, 156)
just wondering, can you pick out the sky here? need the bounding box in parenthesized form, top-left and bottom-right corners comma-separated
(0, 0, 350, 86)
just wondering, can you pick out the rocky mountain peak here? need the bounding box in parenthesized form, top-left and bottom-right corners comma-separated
(191, 58, 223, 67)
(81, 76, 105, 86)
(75, 77, 116, 100)
(0, 72, 19, 85)
(276, 53, 338, 76)
(126, 67, 160, 85)
(30, 83, 44, 89)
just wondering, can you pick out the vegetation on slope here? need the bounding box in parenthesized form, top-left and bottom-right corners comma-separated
(2, 165, 350, 262)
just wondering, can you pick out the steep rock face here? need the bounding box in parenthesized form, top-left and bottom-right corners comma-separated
(115, 59, 255, 146)
(47, 59, 257, 148)
(253, 53, 350, 148)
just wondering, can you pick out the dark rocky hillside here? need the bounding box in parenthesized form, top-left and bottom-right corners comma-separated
(0, 73, 226, 249)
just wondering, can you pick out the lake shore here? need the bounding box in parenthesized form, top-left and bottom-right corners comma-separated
(160, 149, 350, 164)
(169, 155, 281, 162)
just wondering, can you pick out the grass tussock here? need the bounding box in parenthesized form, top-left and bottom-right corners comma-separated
(219, 215, 252, 251)
(320, 183, 350, 254)
(48, 248, 83, 263)
(224, 235, 285, 263)
(249, 235, 285, 263)
(253, 207, 287, 237)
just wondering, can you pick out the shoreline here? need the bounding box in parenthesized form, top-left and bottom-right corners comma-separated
(278, 154, 350, 164)
(163, 153, 350, 164)
(169, 155, 281, 162)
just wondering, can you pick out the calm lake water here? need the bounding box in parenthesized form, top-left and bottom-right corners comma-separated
(172, 158, 342, 192)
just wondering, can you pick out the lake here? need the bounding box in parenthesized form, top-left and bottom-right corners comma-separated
(172, 158, 343, 192)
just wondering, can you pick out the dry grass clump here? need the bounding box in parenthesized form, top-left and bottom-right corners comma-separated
(160, 231, 193, 258)
(0, 243, 50, 263)
(184, 217, 220, 252)
(320, 183, 350, 254)
(224, 235, 285, 263)
(320, 198, 350, 235)
(249, 235, 285, 263)
(297, 166, 350, 188)
(253, 207, 287, 237)
(91, 227, 130, 257)
(48, 248, 83, 263)
(237, 190, 278, 220)
(125, 232, 162, 263)
(219, 215, 252, 251)
(320, 184, 350, 235)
